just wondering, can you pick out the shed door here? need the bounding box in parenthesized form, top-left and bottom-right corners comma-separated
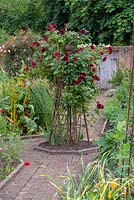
(98, 53, 118, 89)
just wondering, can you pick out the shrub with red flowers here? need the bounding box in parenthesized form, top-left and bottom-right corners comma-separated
(0, 29, 40, 76)
(31, 24, 110, 144)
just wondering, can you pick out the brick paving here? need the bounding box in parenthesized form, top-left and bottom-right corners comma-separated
(0, 139, 95, 200)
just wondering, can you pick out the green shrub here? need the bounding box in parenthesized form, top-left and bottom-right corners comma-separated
(0, 29, 10, 44)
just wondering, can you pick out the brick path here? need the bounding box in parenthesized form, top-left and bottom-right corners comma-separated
(0, 92, 108, 200)
(0, 139, 95, 200)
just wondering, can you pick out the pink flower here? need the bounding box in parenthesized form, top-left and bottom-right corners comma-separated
(43, 35, 49, 42)
(103, 56, 107, 62)
(47, 24, 57, 32)
(80, 29, 86, 34)
(24, 161, 30, 166)
(59, 29, 65, 35)
(108, 46, 112, 54)
(54, 52, 61, 58)
(73, 57, 78, 62)
(0, 109, 5, 113)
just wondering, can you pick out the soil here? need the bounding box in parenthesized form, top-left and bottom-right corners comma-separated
(39, 141, 97, 151)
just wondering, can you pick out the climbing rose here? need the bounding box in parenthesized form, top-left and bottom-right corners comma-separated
(24, 161, 30, 166)
(47, 24, 57, 32)
(108, 46, 112, 54)
(80, 29, 86, 34)
(59, 29, 65, 35)
(103, 56, 107, 62)
(43, 35, 49, 42)
(54, 52, 61, 58)
(92, 66, 97, 72)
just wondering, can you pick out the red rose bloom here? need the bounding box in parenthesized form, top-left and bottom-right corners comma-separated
(131, 192, 134, 197)
(43, 35, 49, 42)
(80, 72, 87, 78)
(94, 74, 100, 81)
(108, 46, 112, 54)
(103, 56, 107, 62)
(24, 161, 30, 166)
(41, 47, 46, 53)
(100, 51, 104, 55)
(73, 57, 78, 62)
(80, 29, 86, 34)
(92, 66, 97, 72)
(97, 102, 104, 109)
(90, 44, 95, 49)
(0, 109, 5, 113)
(63, 54, 69, 61)
(74, 77, 82, 85)
(32, 61, 36, 68)
(25, 66, 30, 72)
(47, 24, 57, 32)
(54, 52, 61, 58)
(59, 29, 65, 35)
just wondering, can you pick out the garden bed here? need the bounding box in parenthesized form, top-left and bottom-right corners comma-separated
(0, 159, 24, 190)
(35, 141, 98, 155)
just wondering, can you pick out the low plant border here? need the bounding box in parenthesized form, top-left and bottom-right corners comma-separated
(0, 159, 24, 190)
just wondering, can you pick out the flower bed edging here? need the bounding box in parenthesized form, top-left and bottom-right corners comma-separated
(0, 159, 24, 190)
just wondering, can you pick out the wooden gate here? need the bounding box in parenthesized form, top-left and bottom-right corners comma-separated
(98, 53, 118, 89)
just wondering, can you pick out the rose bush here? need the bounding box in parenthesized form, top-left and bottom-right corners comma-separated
(29, 24, 110, 144)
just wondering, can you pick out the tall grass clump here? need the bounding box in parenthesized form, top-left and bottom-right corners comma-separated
(30, 79, 53, 132)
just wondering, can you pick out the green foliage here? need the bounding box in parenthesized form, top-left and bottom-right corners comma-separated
(94, 121, 134, 177)
(109, 67, 129, 87)
(41, 0, 69, 29)
(45, 160, 134, 199)
(105, 69, 133, 128)
(0, 134, 23, 181)
(64, 0, 134, 45)
(0, 0, 44, 34)
(0, 28, 10, 44)
(30, 79, 53, 132)
(0, 69, 37, 136)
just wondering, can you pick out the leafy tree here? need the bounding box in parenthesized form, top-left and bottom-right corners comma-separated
(64, 0, 134, 45)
